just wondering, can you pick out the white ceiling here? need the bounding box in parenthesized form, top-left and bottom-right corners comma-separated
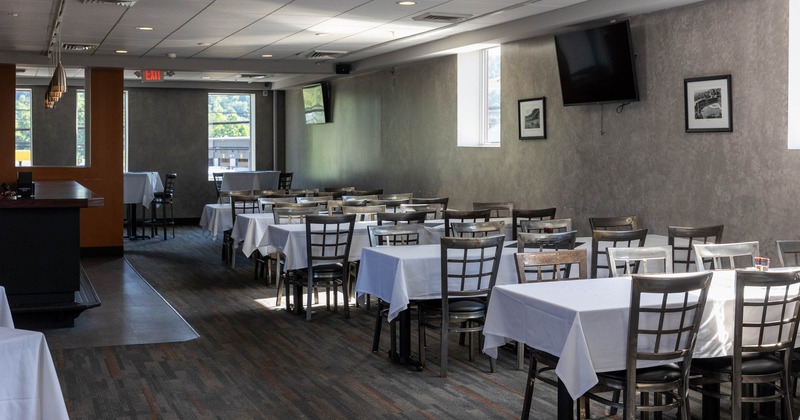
(0, 0, 704, 89)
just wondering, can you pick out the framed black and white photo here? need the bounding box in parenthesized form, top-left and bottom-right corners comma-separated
(518, 97, 546, 140)
(684, 75, 732, 133)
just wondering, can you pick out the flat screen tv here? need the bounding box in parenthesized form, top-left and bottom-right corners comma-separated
(302, 82, 331, 124)
(554, 20, 639, 106)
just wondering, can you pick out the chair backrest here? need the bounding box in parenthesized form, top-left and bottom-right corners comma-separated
(410, 197, 449, 217)
(367, 198, 409, 213)
(163, 173, 177, 194)
(473, 201, 514, 218)
(440, 235, 505, 302)
(352, 189, 384, 196)
(367, 224, 424, 247)
(451, 221, 505, 238)
(324, 186, 356, 193)
(623, 272, 713, 412)
(514, 248, 588, 283)
(305, 215, 356, 272)
(296, 196, 331, 210)
(668, 225, 724, 273)
(377, 211, 428, 225)
(289, 188, 319, 196)
(444, 209, 491, 237)
(230, 194, 259, 225)
(519, 218, 573, 234)
(278, 172, 293, 190)
(212, 172, 224, 200)
(516, 230, 577, 252)
(511, 208, 557, 240)
(342, 194, 380, 201)
(591, 228, 648, 278)
(379, 193, 413, 200)
(589, 215, 639, 231)
(399, 203, 441, 219)
(607, 245, 673, 277)
(260, 196, 305, 212)
(731, 269, 800, 375)
(272, 206, 319, 225)
(777, 240, 800, 267)
(342, 204, 386, 221)
(693, 241, 759, 271)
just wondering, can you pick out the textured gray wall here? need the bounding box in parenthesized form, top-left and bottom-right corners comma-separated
(285, 0, 797, 259)
(125, 88, 275, 219)
(29, 86, 78, 167)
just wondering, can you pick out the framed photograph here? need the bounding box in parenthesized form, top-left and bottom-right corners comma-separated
(684, 75, 732, 133)
(518, 97, 546, 140)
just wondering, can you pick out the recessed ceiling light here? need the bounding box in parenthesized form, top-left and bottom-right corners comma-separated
(115, 50, 128, 54)
(201, 76, 211, 80)
(261, 54, 273, 58)
(315, 33, 331, 37)
(136, 26, 154, 31)
(397, 1, 416, 5)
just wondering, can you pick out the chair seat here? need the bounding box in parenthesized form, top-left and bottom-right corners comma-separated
(598, 363, 682, 383)
(418, 298, 486, 313)
(693, 353, 784, 375)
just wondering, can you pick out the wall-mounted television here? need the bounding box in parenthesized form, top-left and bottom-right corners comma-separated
(302, 82, 331, 124)
(554, 20, 639, 106)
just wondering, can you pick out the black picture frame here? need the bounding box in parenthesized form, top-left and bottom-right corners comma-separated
(684, 74, 732, 133)
(518, 97, 546, 140)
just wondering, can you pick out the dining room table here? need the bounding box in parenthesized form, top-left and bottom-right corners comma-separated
(481, 268, 790, 419)
(123, 171, 164, 239)
(199, 203, 234, 240)
(0, 286, 12, 328)
(220, 170, 280, 192)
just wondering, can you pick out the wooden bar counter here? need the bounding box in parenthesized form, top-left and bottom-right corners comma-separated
(0, 181, 104, 327)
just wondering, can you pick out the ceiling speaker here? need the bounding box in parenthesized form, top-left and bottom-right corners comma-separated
(335, 63, 351, 75)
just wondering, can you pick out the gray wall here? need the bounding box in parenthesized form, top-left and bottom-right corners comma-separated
(29, 87, 79, 167)
(285, 0, 797, 258)
(126, 88, 276, 219)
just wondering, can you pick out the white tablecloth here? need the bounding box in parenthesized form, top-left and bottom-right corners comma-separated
(123, 172, 164, 209)
(482, 269, 770, 400)
(267, 222, 374, 271)
(199, 204, 233, 240)
(0, 286, 13, 328)
(0, 327, 69, 420)
(231, 213, 276, 257)
(220, 171, 280, 192)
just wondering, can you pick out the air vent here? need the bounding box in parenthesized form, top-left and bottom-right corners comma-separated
(62, 43, 98, 51)
(305, 50, 347, 60)
(80, 0, 136, 6)
(412, 12, 471, 23)
(240, 73, 267, 79)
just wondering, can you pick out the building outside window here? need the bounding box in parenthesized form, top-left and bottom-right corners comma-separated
(208, 93, 255, 180)
(457, 45, 501, 147)
(15, 89, 32, 166)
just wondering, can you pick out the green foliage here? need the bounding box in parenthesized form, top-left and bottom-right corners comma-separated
(15, 89, 31, 150)
(208, 94, 251, 138)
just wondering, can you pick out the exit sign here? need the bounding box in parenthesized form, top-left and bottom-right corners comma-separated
(141, 69, 163, 82)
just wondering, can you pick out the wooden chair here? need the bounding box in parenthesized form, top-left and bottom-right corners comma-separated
(585, 272, 713, 420)
(278, 172, 293, 190)
(668, 225, 724, 272)
(417, 235, 504, 377)
(591, 229, 648, 278)
(518, 218, 572, 234)
(606, 245, 673, 277)
(450, 221, 505, 238)
(443, 209, 490, 237)
(342, 204, 386, 221)
(285, 215, 356, 321)
(473, 201, 514, 218)
(410, 197, 449, 218)
(777, 240, 800, 267)
(516, 231, 577, 253)
(376, 211, 427, 225)
(511, 207, 557, 240)
(589, 215, 640, 231)
(399, 203, 441, 219)
(691, 269, 800, 420)
(693, 241, 759, 271)
(222, 193, 259, 268)
(147, 172, 176, 240)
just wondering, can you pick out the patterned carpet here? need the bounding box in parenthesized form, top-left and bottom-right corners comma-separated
(45, 226, 745, 419)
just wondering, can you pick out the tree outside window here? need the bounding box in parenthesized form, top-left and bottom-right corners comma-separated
(208, 93, 255, 180)
(15, 89, 32, 166)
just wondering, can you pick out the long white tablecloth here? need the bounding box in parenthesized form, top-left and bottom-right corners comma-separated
(231, 213, 276, 257)
(0, 327, 69, 420)
(220, 171, 280, 192)
(199, 203, 233, 240)
(482, 269, 772, 400)
(123, 172, 163, 208)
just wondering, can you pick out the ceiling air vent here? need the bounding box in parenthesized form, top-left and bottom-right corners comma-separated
(240, 74, 267, 79)
(80, 0, 137, 6)
(305, 50, 347, 60)
(62, 43, 98, 51)
(412, 12, 471, 23)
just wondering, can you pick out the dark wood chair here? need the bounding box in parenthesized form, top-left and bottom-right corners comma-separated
(777, 240, 800, 267)
(472, 201, 514, 218)
(443, 209, 490, 237)
(222, 193, 259, 268)
(147, 172, 176, 240)
(278, 172, 293, 190)
(511, 207, 557, 240)
(591, 228, 648, 278)
(589, 215, 640, 231)
(668, 225, 724, 272)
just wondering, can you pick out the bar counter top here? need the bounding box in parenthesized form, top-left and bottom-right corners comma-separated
(0, 180, 104, 209)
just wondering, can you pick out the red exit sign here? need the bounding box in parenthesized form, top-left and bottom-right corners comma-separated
(141, 69, 162, 82)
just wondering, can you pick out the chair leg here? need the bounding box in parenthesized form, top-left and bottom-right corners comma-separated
(305, 280, 313, 321)
(372, 303, 383, 353)
(162, 200, 167, 240)
(440, 321, 448, 377)
(521, 351, 538, 420)
(517, 341, 525, 370)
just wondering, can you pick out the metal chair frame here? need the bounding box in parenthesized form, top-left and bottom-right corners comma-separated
(606, 245, 674, 277)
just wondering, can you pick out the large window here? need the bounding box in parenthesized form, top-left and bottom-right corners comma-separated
(15, 89, 32, 166)
(208, 93, 255, 180)
(457, 46, 501, 147)
(77, 90, 128, 168)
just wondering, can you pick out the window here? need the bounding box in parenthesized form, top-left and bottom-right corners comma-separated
(457, 45, 501, 147)
(208, 93, 255, 180)
(15, 89, 31, 166)
(76, 89, 128, 168)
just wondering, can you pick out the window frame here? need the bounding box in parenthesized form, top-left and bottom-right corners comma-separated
(14, 88, 32, 166)
(457, 45, 501, 147)
(207, 93, 256, 180)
